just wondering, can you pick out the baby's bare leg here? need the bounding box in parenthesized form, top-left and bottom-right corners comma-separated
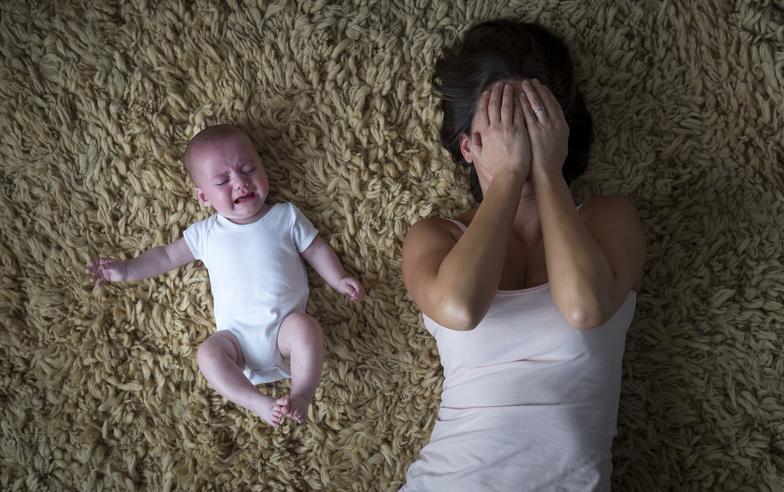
(196, 331, 286, 427)
(277, 312, 324, 423)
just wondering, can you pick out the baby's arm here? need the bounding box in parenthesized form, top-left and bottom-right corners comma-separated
(300, 237, 364, 301)
(87, 238, 195, 286)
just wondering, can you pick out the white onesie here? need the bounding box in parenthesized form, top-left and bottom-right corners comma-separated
(183, 202, 318, 384)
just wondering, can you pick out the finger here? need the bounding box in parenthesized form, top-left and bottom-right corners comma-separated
(90, 269, 104, 283)
(473, 89, 490, 131)
(519, 82, 537, 125)
(487, 82, 503, 125)
(534, 79, 565, 121)
(514, 84, 526, 129)
(468, 131, 482, 160)
(501, 82, 513, 125)
(522, 80, 546, 120)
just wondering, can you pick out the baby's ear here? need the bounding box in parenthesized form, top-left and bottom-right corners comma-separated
(194, 187, 209, 206)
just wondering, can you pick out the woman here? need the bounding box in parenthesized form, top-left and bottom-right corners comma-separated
(400, 20, 645, 491)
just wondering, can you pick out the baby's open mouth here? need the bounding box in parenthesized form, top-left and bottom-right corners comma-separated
(234, 192, 255, 204)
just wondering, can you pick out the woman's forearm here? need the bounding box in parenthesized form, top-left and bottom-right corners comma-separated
(534, 169, 616, 327)
(435, 170, 525, 324)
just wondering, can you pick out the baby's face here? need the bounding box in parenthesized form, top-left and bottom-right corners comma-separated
(190, 134, 270, 224)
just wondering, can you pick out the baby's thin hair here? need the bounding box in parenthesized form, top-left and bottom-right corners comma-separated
(183, 124, 250, 177)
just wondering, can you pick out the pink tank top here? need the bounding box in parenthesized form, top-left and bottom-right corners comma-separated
(402, 217, 638, 492)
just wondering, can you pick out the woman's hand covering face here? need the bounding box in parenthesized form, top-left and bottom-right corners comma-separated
(467, 79, 571, 184)
(519, 79, 570, 178)
(466, 81, 532, 181)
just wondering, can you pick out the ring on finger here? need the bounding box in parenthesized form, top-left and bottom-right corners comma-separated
(533, 106, 546, 114)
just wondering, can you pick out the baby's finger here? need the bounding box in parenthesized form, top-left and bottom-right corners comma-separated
(349, 279, 365, 300)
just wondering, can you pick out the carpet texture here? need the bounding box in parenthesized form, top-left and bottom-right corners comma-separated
(2, 0, 783, 490)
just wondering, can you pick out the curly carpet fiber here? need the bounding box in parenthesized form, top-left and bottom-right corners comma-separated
(1, 0, 783, 490)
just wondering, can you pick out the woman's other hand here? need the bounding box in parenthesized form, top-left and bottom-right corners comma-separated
(465, 81, 531, 180)
(520, 79, 569, 179)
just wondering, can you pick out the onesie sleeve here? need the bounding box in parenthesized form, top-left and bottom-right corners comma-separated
(183, 217, 211, 261)
(289, 203, 319, 253)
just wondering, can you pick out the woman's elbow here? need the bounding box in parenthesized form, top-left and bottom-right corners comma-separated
(565, 308, 606, 330)
(556, 289, 615, 330)
(433, 298, 485, 331)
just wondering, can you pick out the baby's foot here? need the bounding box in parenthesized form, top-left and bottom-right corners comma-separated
(254, 396, 287, 428)
(276, 394, 310, 424)
(283, 394, 311, 424)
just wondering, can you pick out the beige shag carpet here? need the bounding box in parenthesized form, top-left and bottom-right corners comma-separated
(2, 0, 783, 490)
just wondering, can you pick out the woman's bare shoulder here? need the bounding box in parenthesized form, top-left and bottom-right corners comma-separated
(578, 195, 646, 291)
(578, 195, 639, 220)
(405, 212, 473, 244)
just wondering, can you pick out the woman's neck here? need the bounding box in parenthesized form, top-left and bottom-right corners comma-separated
(511, 190, 541, 245)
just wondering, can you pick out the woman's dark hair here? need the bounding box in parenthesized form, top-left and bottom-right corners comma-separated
(434, 19, 593, 202)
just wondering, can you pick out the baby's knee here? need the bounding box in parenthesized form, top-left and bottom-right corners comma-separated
(285, 312, 323, 344)
(196, 333, 236, 368)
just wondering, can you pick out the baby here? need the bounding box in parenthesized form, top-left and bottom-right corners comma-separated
(87, 124, 364, 427)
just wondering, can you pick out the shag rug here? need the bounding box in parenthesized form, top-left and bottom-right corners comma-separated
(2, 0, 783, 490)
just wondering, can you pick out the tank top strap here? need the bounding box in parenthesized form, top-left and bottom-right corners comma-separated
(442, 217, 467, 231)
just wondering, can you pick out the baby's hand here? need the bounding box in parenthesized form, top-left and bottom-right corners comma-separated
(86, 258, 127, 287)
(337, 277, 365, 302)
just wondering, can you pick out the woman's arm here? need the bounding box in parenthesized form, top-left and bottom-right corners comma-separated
(522, 79, 645, 329)
(402, 82, 530, 330)
(87, 238, 195, 285)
